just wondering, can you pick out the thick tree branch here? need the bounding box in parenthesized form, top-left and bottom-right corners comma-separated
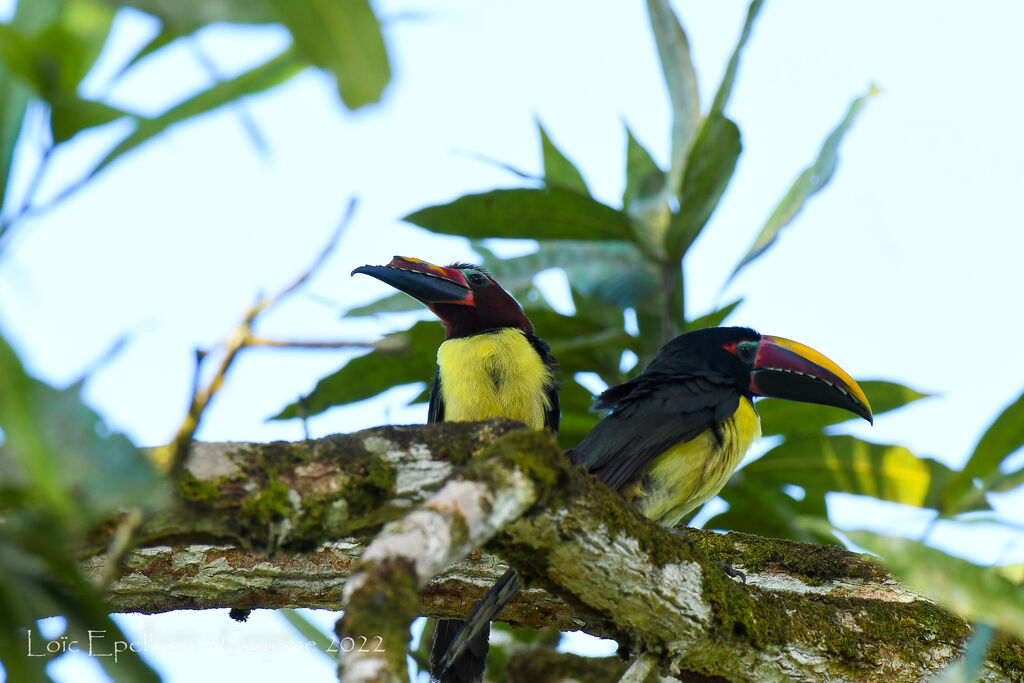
(81, 421, 1022, 682)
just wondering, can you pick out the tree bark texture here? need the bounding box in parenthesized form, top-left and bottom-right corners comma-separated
(80, 420, 1022, 682)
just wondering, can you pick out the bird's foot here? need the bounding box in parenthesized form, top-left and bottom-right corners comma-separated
(716, 561, 746, 583)
(669, 527, 695, 552)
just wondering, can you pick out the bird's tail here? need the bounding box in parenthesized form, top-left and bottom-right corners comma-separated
(431, 568, 523, 682)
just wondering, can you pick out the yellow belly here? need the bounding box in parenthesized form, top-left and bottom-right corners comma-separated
(629, 398, 761, 526)
(437, 328, 554, 429)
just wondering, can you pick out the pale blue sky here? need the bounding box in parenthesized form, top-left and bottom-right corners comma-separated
(1, 1, 1023, 680)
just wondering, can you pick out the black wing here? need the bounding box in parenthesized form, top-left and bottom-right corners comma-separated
(527, 334, 560, 433)
(427, 366, 444, 424)
(434, 569, 521, 682)
(569, 372, 741, 492)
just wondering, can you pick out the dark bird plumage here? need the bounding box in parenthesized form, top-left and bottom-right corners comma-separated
(437, 326, 872, 677)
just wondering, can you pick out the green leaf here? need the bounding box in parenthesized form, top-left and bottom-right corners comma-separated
(622, 125, 665, 211)
(0, 334, 168, 527)
(12, 0, 62, 32)
(473, 240, 660, 312)
(743, 435, 962, 511)
(49, 93, 129, 144)
(344, 291, 423, 317)
(664, 113, 741, 258)
(0, 61, 32, 214)
(844, 530, 1024, 642)
(0, 2, 116, 95)
(927, 623, 995, 683)
(404, 188, 634, 242)
(106, 0, 276, 28)
(645, 0, 699, 192)
(757, 380, 930, 437)
(729, 84, 878, 280)
(688, 298, 741, 331)
(88, 48, 303, 178)
(709, 0, 763, 116)
(267, 0, 390, 109)
(280, 609, 335, 662)
(942, 388, 1024, 514)
(538, 121, 589, 195)
(271, 320, 442, 420)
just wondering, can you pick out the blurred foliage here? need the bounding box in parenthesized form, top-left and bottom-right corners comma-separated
(0, 332, 167, 682)
(0, 0, 391, 245)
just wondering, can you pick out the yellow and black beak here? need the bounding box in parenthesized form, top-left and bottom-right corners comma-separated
(750, 335, 873, 423)
(352, 256, 475, 307)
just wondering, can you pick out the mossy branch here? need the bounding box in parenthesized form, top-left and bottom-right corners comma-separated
(81, 420, 1021, 682)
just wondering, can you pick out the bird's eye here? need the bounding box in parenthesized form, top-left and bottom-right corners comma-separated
(468, 273, 488, 286)
(736, 342, 757, 363)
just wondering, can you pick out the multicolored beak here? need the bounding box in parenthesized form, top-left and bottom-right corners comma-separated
(750, 335, 873, 423)
(352, 256, 475, 307)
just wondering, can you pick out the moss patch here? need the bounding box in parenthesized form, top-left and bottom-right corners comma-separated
(699, 568, 970, 678)
(687, 528, 888, 583)
(989, 638, 1024, 677)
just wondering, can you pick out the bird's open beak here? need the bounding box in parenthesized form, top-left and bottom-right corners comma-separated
(750, 335, 873, 423)
(352, 256, 475, 306)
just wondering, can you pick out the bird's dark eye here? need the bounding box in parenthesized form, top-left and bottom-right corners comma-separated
(467, 273, 488, 286)
(736, 341, 757, 364)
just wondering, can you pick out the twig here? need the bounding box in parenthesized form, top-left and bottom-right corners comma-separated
(95, 508, 146, 589)
(188, 36, 270, 158)
(618, 652, 657, 683)
(247, 336, 409, 352)
(152, 199, 355, 474)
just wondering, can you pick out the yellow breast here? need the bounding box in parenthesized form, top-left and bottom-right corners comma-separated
(630, 397, 761, 526)
(437, 328, 554, 429)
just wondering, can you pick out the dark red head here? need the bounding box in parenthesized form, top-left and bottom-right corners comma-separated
(352, 256, 532, 339)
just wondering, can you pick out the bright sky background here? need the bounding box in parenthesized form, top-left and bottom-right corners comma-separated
(1, 1, 1023, 681)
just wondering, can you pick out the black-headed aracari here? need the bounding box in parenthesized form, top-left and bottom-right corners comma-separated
(438, 326, 872, 677)
(352, 256, 559, 683)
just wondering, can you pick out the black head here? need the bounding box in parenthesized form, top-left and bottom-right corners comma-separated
(352, 256, 532, 339)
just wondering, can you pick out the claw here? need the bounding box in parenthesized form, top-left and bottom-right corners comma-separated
(716, 561, 746, 583)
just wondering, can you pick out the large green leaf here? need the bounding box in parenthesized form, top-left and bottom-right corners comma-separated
(942, 388, 1024, 514)
(757, 380, 930, 437)
(664, 113, 741, 258)
(0, 335, 167, 527)
(708, 472, 831, 542)
(475, 240, 660, 313)
(88, 48, 303, 178)
(844, 529, 1024, 642)
(729, 84, 878, 280)
(538, 121, 589, 195)
(0, 62, 31, 215)
(622, 125, 665, 212)
(688, 298, 741, 331)
(268, 0, 390, 109)
(102, 0, 276, 27)
(405, 188, 634, 242)
(709, 0, 763, 117)
(271, 320, 442, 420)
(743, 435, 963, 511)
(0, 2, 115, 94)
(646, 0, 699, 193)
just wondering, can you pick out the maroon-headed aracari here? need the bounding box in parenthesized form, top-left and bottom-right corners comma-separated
(436, 325, 872, 680)
(352, 256, 559, 683)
